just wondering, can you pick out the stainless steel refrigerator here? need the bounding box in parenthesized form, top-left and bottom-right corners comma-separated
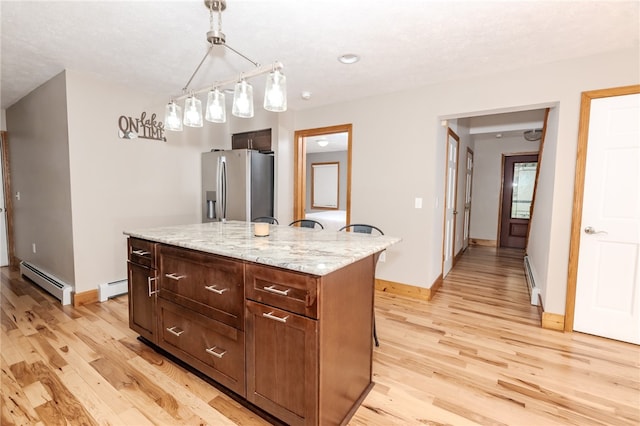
(202, 149, 274, 222)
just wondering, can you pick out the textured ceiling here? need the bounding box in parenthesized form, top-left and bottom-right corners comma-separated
(1, 0, 639, 111)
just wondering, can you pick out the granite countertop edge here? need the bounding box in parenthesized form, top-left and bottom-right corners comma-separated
(124, 221, 401, 276)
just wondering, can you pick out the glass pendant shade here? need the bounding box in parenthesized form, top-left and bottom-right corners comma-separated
(232, 80, 254, 118)
(183, 95, 203, 127)
(205, 89, 226, 123)
(263, 69, 287, 112)
(164, 101, 183, 131)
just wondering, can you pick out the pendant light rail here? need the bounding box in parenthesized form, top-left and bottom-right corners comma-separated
(173, 61, 284, 102)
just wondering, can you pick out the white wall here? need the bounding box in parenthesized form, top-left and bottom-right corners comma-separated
(6, 71, 75, 284)
(64, 70, 213, 293)
(527, 107, 560, 309)
(292, 48, 639, 315)
(470, 134, 540, 241)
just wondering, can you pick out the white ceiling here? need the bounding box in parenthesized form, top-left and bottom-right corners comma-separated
(1, 1, 638, 113)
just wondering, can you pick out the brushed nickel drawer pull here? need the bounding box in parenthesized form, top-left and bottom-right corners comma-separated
(264, 285, 290, 296)
(166, 326, 184, 337)
(148, 276, 158, 296)
(262, 311, 289, 323)
(205, 346, 227, 358)
(165, 273, 185, 281)
(132, 249, 150, 256)
(205, 285, 228, 295)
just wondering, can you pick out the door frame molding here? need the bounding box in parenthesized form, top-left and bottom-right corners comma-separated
(1, 131, 16, 267)
(462, 147, 474, 251)
(564, 84, 640, 332)
(293, 124, 352, 224)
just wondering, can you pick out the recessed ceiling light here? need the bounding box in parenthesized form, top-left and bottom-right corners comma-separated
(301, 91, 312, 100)
(338, 54, 360, 64)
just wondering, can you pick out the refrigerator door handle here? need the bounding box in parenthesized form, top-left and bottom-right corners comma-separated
(217, 156, 227, 222)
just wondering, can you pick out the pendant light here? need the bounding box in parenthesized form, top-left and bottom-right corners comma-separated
(206, 88, 226, 123)
(232, 80, 254, 118)
(264, 69, 287, 112)
(163, 0, 286, 132)
(164, 101, 183, 131)
(183, 94, 203, 127)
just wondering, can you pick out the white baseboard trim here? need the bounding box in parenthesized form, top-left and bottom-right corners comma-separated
(524, 255, 540, 306)
(20, 261, 73, 305)
(98, 279, 128, 302)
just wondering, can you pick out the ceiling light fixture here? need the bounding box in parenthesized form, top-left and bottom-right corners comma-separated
(317, 139, 329, 147)
(338, 53, 360, 64)
(524, 129, 543, 141)
(164, 0, 287, 131)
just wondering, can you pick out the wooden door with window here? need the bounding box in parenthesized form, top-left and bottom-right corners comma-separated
(499, 154, 538, 249)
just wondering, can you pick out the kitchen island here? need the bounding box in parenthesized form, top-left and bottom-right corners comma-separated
(124, 221, 400, 426)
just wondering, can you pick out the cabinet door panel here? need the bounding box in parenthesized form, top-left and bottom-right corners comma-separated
(245, 263, 318, 318)
(127, 261, 157, 343)
(159, 245, 244, 329)
(245, 300, 318, 426)
(158, 299, 245, 396)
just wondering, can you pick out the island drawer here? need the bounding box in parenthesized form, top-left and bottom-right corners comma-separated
(158, 298, 245, 397)
(158, 245, 244, 330)
(245, 263, 319, 319)
(128, 238, 157, 268)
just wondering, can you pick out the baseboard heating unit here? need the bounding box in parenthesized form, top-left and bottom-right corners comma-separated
(20, 261, 72, 305)
(99, 279, 128, 302)
(523, 255, 540, 306)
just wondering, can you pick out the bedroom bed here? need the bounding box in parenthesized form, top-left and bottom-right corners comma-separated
(305, 210, 346, 231)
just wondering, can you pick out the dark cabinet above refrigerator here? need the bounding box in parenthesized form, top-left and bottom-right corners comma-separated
(232, 128, 272, 151)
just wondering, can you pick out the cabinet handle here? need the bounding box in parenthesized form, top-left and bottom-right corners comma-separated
(166, 326, 184, 337)
(165, 273, 185, 281)
(205, 346, 227, 358)
(263, 285, 290, 296)
(262, 311, 289, 323)
(204, 285, 228, 294)
(147, 277, 158, 296)
(132, 249, 150, 256)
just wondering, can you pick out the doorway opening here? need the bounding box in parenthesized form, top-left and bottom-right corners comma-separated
(293, 124, 352, 230)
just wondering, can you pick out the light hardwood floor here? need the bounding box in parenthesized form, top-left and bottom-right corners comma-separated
(1, 246, 638, 425)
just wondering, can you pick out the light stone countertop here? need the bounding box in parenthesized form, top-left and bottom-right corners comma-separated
(124, 221, 401, 276)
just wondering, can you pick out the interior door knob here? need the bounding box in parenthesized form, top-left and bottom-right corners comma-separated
(584, 226, 607, 235)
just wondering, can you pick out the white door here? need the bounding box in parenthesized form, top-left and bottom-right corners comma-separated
(443, 130, 459, 277)
(0, 136, 8, 267)
(463, 149, 473, 251)
(574, 92, 640, 344)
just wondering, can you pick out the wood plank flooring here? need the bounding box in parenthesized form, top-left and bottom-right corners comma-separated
(2, 246, 639, 425)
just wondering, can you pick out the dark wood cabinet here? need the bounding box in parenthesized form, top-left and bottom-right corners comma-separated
(245, 300, 318, 426)
(127, 237, 377, 425)
(158, 298, 246, 395)
(158, 245, 244, 329)
(232, 128, 272, 151)
(127, 238, 158, 343)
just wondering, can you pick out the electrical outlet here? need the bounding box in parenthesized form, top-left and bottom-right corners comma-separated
(414, 197, 423, 209)
(16, 191, 21, 200)
(32, 243, 36, 253)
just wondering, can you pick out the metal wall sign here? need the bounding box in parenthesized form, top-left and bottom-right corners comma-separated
(118, 112, 166, 141)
